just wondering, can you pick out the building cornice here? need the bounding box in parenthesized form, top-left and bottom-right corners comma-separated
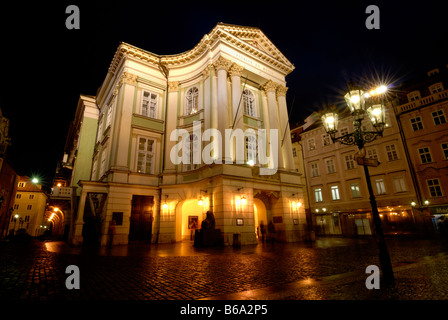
(107, 23, 295, 76)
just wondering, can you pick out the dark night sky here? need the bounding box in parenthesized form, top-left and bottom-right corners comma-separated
(0, 0, 447, 188)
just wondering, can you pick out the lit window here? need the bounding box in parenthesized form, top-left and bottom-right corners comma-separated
(142, 91, 158, 119)
(243, 89, 256, 117)
(18, 182, 26, 188)
(314, 188, 323, 202)
(427, 179, 443, 197)
(393, 176, 407, 193)
(186, 87, 199, 115)
(137, 137, 155, 174)
(418, 147, 432, 164)
(385, 144, 398, 161)
(184, 133, 200, 171)
(245, 135, 257, 165)
(375, 179, 386, 195)
(331, 186, 340, 200)
(410, 116, 423, 131)
(432, 110, 446, 125)
(350, 183, 361, 198)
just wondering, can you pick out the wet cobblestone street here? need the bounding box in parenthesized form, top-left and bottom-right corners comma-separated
(1, 237, 448, 301)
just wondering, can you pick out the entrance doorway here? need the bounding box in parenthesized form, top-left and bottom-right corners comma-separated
(254, 198, 267, 240)
(176, 199, 204, 242)
(129, 195, 154, 242)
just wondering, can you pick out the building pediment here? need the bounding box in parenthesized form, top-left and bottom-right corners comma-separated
(107, 22, 294, 76)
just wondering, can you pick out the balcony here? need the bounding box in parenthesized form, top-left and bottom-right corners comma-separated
(398, 89, 448, 114)
(51, 186, 72, 198)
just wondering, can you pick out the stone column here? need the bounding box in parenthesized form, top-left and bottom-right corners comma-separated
(164, 81, 179, 174)
(213, 56, 231, 162)
(262, 80, 284, 170)
(277, 85, 295, 171)
(228, 62, 245, 162)
(68, 190, 87, 246)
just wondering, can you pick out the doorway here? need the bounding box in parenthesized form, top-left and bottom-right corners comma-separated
(254, 198, 268, 240)
(129, 195, 154, 242)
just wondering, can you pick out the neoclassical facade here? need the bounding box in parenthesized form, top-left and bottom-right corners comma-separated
(67, 23, 307, 246)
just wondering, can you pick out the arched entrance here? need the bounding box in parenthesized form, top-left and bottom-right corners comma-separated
(176, 199, 205, 242)
(253, 198, 267, 240)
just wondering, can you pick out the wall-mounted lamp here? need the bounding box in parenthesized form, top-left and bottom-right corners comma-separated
(162, 195, 168, 209)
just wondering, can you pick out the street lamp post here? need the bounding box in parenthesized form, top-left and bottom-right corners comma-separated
(321, 82, 395, 287)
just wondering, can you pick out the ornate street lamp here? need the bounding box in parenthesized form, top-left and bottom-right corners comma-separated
(321, 82, 395, 287)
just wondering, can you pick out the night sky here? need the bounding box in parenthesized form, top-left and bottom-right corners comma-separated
(0, 1, 447, 188)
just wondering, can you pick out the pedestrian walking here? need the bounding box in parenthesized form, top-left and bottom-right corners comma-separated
(259, 221, 266, 243)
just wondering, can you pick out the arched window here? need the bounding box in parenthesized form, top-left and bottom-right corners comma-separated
(186, 87, 199, 115)
(243, 89, 256, 117)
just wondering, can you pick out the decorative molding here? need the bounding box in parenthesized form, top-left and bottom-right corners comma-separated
(168, 81, 179, 92)
(213, 56, 231, 72)
(120, 71, 138, 86)
(262, 80, 278, 93)
(276, 85, 288, 97)
(228, 63, 244, 77)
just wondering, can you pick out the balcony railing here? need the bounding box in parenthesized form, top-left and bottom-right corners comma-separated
(398, 89, 448, 113)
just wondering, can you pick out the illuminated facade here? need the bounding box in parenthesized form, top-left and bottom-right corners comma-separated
(67, 23, 307, 246)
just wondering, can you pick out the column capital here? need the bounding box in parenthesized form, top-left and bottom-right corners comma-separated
(120, 71, 138, 86)
(276, 85, 288, 97)
(213, 55, 231, 72)
(228, 63, 244, 77)
(168, 81, 179, 92)
(262, 79, 278, 93)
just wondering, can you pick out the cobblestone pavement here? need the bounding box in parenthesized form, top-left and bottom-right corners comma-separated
(1, 236, 448, 301)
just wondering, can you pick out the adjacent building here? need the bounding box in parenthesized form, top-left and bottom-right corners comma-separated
(65, 23, 307, 246)
(8, 176, 48, 237)
(393, 64, 448, 233)
(299, 103, 419, 236)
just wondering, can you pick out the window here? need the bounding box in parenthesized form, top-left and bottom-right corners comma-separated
(410, 117, 423, 131)
(385, 144, 398, 161)
(427, 179, 443, 197)
(13, 204, 19, 209)
(100, 144, 109, 176)
(16, 193, 21, 199)
(141, 91, 158, 119)
(432, 110, 446, 125)
(105, 104, 113, 127)
(184, 133, 200, 171)
(96, 118, 103, 143)
(350, 183, 361, 198)
(24, 216, 30, 222)
(311, 163, 319, 177)
(418, 147, 432, 164)
(137, 137, 155, 174)
(429, 83, 444, 94)
(442, 143, 448, 160)
(367, 148, 378, 160)
(307, 138, 316, 151)
(185, 87, 199, 115)
(331, 186, 340, 200)
(29, 195, 34, 200)
(243, 89, 256, 117)
(428, 69, 439, 76)
(314, 188, 323, 202)
(375, 179, 386, 195)
(345, 154, 355, 170)
(326, 159, 336, 174)
(245, 135, 257, 165)
(340, 127, 349, 136)
(322, 134, 331, 146)
(408, 91, 421, 102)
(393, 176, 407, 193)
(292, 148, 297, 157)
(91, 155, 98, 180)
(27, 205, 32, 210)
(18, 182, 25, 188)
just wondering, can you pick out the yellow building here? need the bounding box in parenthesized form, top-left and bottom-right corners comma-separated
(67, 23, 308, 246)
(8, 176, 48, 237)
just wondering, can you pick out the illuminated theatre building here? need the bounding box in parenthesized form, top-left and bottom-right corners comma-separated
(67, 23, 307, 246)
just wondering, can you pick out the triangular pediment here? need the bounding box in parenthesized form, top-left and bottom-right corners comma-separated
(214, 23, 294, 73)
